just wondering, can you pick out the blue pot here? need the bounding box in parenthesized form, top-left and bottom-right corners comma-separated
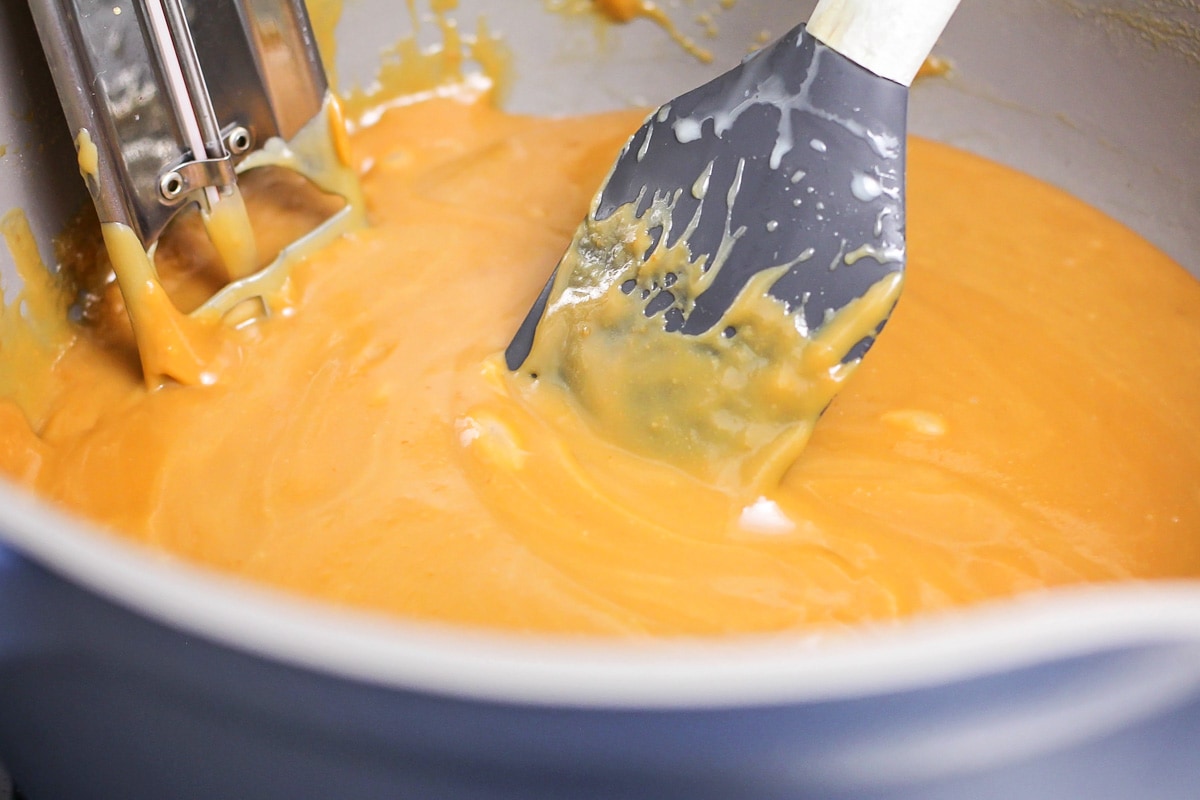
(2, 2, 1199, 797)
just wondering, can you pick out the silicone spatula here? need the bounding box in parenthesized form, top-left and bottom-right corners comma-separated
(504, 0, 961, 485)
(507, 0, 960, 369)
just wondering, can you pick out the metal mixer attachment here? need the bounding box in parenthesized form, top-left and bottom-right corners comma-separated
(27, 0, 364, 362)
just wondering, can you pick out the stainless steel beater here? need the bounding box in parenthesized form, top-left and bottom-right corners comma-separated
(26, 0, 362, 322)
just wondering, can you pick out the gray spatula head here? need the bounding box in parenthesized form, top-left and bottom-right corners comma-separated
(506, 22, 909, 371)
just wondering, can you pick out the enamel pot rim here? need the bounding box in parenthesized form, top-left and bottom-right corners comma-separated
(2, 480, 1199, 709)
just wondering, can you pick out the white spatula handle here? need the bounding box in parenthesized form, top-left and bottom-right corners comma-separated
(807, 0, 961, 87)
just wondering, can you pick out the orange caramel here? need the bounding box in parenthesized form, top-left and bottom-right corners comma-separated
(1, 96, 1197, 635)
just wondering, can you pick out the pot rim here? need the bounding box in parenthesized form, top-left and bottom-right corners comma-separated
(3, 480, 1199, 708)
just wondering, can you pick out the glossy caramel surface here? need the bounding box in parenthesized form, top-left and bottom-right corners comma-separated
(1, 97, 1198, 635)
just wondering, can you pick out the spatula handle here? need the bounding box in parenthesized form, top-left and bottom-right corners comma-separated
(807, 0, 960, 86)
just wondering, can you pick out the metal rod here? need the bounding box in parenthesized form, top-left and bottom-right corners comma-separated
(158, 0, 227, 161)
(142, 0, 223, 208)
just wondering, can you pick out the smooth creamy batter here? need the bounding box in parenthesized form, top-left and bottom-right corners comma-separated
(1, 96, 1199, 636)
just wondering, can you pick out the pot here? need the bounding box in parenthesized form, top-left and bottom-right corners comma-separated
(1, 1, 1199, 798)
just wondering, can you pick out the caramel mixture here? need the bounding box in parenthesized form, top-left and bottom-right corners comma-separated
(518, 184, 903, 491)
(2, 96, 1199, 635)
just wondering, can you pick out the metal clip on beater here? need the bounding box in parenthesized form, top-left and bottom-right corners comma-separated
(28, 0, 363, 323)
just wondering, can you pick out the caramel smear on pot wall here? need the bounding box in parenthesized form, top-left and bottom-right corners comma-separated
(1, 96, 1199, 635)
(543, 0, 716, 63)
